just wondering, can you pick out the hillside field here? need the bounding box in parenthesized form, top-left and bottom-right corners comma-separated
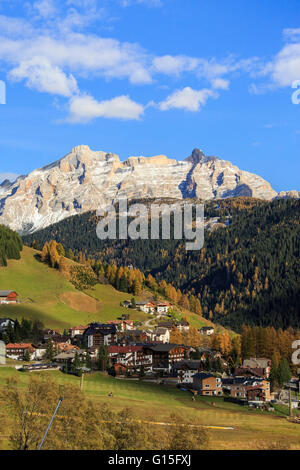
(0, 367, 300, 450)
(0, 245, 214, 331)
(0, 246, 146, 330)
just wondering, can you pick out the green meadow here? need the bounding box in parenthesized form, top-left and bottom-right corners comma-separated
(1, 367, 300, 450)
(0, 246, 146, 330)
(0, 245, 214, 331)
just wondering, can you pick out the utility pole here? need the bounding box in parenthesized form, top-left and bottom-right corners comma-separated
(289, 386, 293, 418)
(80, 371, 85, 391)
(38, 397, 63, 450)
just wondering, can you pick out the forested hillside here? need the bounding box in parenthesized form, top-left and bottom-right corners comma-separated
(23, 198, 300, 331)
(0, 224, 23, 266)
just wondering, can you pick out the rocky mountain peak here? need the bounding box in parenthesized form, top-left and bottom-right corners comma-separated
(0, 179, 12, 188)
(0, 145, 284, 234)
(191, 148, 206, 162)
(186, 148, 219, 165)
(71, 144, 92, 154)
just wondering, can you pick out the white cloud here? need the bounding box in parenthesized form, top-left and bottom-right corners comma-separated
(68, 93, 145, 122)
(0, 33, 152, 85)
(33, 0, 57, 18)
(252, 29, 300, 90)
(0, 7, 282, 122)
(120, 0, 162, 7)
(152, 55, 199, 75)
(9, 57, 79, 97)
(211, 77, 229, 90)
(283, 27, 300, 42)
(0, 15, 33, 36)
(153, 55, 258, 84)
(264, 42, 300, 87)
(159, 86, 218, 112)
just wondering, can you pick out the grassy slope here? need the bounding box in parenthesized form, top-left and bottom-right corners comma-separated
(0, 246, 146, 330)
(0, 367, 300, 450)
(0, 245, 221, 332)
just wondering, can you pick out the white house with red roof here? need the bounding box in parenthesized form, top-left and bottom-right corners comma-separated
(108, 345, 152, 370)
(6, 343, 36, 360)
(107, 320, 134, 331)
(156, 302, 172, 314)
(0, 291, 18, 304)
(69, 325, 89, 338)
(136, 302, 156, 314)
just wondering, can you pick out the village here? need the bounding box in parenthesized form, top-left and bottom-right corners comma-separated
(1, 290, 299, 413)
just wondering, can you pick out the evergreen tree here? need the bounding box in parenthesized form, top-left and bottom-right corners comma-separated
(46, 340, 55, 361)
(6, 322, 15, 343)
(97, 345, 110, 371)
(85, 351, 92, 369)
(24, 350, 30, 362)
(277, 358, 292, 387)
(72, 351, 81, 374)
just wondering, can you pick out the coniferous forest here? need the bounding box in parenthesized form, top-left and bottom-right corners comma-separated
(0, 224, 23, 266)
(23, 197, 300, 331)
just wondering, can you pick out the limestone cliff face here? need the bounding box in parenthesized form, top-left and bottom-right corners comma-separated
(0, 145, 278, 234)
(276, 190, 300, 199)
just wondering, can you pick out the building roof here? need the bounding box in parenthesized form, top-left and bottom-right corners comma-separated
(244, 384, 265, 392)
(121, 329, 145, 336)
(201, 326, 214, 331)
(136, 301, 155, 307)
(243, 358, 271, 368)
(57, 343, 78, 352)
(223, 376, 264, 386)
(193, 372, 217, 380)
(149, 344, 185, 352)
(69, 325, 88, 331)
(109, 345, 143, 353)
(154, 327, 169, 335)
(234, 367, 266, 378)
(172, 360, 202, 370)
(6, 343, 34, 349)
(85, 323, 117, 336)
(158, 321, 174, 329)
(0, 290, 16, 297)
(54, 351, 77, 360)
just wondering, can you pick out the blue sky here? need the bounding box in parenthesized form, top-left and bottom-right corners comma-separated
(0, 0, 300, 192)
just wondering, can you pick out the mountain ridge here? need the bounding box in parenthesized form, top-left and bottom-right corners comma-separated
(0, 145, 296, 234)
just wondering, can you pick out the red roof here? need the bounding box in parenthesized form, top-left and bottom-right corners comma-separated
(109, 345, 143, 353)
(57, 343, 79, 351)
(244, 385, 265, 392)
(6, 343, 34, 349)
